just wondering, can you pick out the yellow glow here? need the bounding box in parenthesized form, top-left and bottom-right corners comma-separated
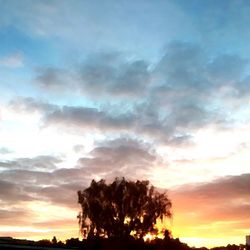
(143, 233, 154, 242)
(0, 226, 51, 233)
(0, 201, 80, 242)
(165, 212, 247, 248)
(26, 201, 77, 222)
(179, 237, 244, 248)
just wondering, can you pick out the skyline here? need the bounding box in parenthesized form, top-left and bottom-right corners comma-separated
(1, 0, 250, 247)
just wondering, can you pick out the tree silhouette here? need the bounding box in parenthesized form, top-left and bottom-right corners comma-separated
(51, 236, 57, 245)
(78, 177, 172, 239)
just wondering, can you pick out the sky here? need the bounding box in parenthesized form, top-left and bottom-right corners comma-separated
(0, 0, 250, 247)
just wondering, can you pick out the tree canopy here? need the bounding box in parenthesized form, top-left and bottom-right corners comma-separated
(77, 177, 172, 239)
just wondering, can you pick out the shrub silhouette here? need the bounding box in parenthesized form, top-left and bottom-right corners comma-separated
(78, 177, 172, 239)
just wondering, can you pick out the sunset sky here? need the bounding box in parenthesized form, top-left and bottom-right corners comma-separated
(1, 0, 250, 247)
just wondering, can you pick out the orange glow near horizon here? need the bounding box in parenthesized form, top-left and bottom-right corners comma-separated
(0, 199, 248, 247)
(166, 210, 247, 247)
(4, 222, 245, 248)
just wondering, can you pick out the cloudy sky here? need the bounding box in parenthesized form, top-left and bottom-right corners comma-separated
(1, 0, 250, 247)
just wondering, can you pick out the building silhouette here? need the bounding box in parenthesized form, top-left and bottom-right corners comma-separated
(246, 235, 250, 250)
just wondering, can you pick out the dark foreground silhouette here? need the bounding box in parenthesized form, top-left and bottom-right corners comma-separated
(0, 236, 242, 250)
(78, 178, 172, 239)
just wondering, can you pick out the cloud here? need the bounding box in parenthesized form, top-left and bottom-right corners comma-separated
(0, 52, 23, 68)
(1, 147, 249, 240)
(0, 150, 158, 230)
(0, 209, 32, 226)
(0, 167, 88, 207)
(7, 96, 194, 144)
(1, 169, 53, 187)
(206, 54, 248, 84)
(0, 149, 103, 207)
(31, 52, 151, 98)
(0, 155, 62, 171)
(45, 105, 136, 132)
(9, 97, 137, 133)
(171, 173, 250, 224)
(154, 42, 249, 98)
(29, 41, 249, 106)
(25, 183, 82, 208)
(35, 67, 75, 90)
(79, 52, 151, 97)
(0, 180, 33, 204)
(153, 41, 248, 107)
(0, 137, 161, 207)
(77, 137, 158, 181)
(9, 97, 56, 113)
(10, 41, 250, 147)
(176, 173, 250, 201)
(155, 42, 206, 90)
(150, 42, 250, 130)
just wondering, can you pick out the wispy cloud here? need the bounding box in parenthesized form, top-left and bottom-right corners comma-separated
(0, 52, 23, 68)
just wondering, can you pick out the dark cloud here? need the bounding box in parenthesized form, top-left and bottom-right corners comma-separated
(0, 145, 113, 207)
(132, 100, 210, 145)
(9, 97, 137, 136)
(25, 183, 82, 208)
(169, 103, 210, 129)
(32, 52, 151, 98)
(155, 42, 249, 100)
(77, 137, 158, 181)
(0, 167, 88, 207)
(7, 96, 210, 145)
(1, 145, 249, 234)
(171, 173, 250, 223)
(35, 67, 74, 90)
(12, 41, 250, 146)
(155, 42, 207, 91)
(0, 138, 156, 208)
(43, 101, 179, 143)
(0, 155, 62, 171)
(0, 180, 33, 203)
(0, 209, 32, 226)
(148, 42, 249, 134)
(79, 53, 151, 97)
(207, 54, 248, 84)
(30, 42, 249, 103)
(178, 173, 250, 200)
(45, 105, 136, 132)
(52, 167, 90, 187)
(1, 169, 53, 186)
(0, 144, 158, 228)
(1, 167, 89, 191)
